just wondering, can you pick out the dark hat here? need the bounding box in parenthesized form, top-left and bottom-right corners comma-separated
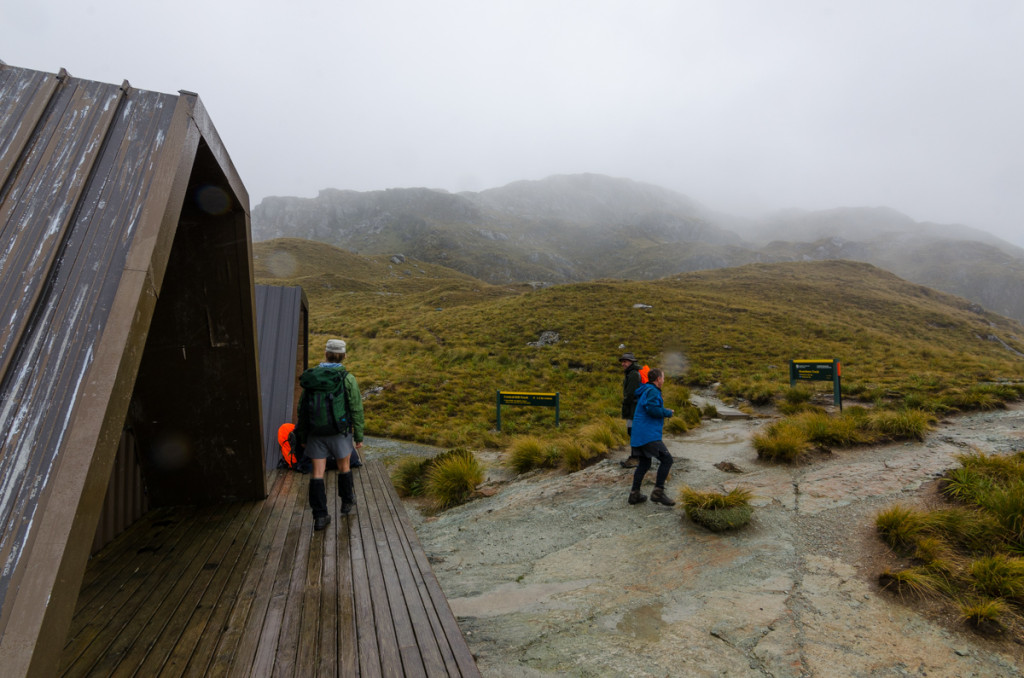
(619, 353, 637, 363)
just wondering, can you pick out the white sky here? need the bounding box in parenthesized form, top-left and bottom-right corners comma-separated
(3, 1, 1023, 247)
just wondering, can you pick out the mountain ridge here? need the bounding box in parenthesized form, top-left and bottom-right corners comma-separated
(251, 173, 1024, 322)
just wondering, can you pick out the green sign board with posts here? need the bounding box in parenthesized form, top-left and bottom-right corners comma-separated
(789, 359, 843, 410)
(496, 391, 560, 431)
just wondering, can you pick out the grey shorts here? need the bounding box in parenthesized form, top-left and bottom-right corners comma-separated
(305, 432, 355, 460)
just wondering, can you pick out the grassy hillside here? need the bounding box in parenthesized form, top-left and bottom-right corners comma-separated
(256, 239, 1024, 449)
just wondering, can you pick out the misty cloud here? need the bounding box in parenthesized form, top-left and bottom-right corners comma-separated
(4, 0, 1023, 247)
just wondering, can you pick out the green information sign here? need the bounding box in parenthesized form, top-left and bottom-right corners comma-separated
(789, 359, 843, 410)
(496, 391, 560, 431)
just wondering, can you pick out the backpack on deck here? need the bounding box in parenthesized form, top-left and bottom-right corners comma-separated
(276, 422, 313, 472)
(638, 364, 651, 384)
(299, 365, 351, 437)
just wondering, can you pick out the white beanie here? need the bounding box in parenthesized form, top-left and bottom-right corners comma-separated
(326, 339, 346, 353)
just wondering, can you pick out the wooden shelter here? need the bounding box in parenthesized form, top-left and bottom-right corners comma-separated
(0, 62, 265, 677)
(254, 284, 308, 474)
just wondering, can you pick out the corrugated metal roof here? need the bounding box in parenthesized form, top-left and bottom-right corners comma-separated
(255, 284, 308, 469)
(0, 62, 265, 677)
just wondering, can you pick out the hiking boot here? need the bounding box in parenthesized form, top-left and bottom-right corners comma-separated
(650, 487, 676, 507)
(627, 490, 648, 505)
(340, 471, 356, 515)
(313, 514, 331, 531)
(619, 457, 639, 469)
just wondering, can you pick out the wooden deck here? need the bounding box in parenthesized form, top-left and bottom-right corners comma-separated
(59, 461, 480, 677)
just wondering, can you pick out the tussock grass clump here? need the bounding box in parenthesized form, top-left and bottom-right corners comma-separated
(779, 386, 821, 415)
(506, 436, 555, 474)
(876, 505, 928, 552)
(722, 379, 775, 405)
(578, 418, 628, 451)
(969, 555, 1024, 603)
(392, 456, 432, 497)
(878, 567, 946, 599)
(940, 466, 991, 504)
(753, 419, 810, 463)
(877, 450, 1024, 634)
(756, 407, 934, 464)
(798, 410, 872, 447)
(960, 597, 1007, 633)
(665, 404, 703, 434)
(508, 421, 623, 474)
(868, 408, 934, 441)
(680, 486, 754, 532)
(424, 448, 484, 509)
(392, 448, 483, 510)
(922, 507, 1004, 554)
(941, 384, 1009, 412)
(503, 416, 628, 475)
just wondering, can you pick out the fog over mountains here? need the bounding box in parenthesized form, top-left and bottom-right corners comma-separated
(251, 174, 1024, 323)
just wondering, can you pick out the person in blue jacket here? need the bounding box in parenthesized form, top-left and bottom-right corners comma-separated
(628, 368, 676, 506)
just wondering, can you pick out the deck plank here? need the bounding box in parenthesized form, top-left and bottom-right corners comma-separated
(60, 462, 479, 677)
(335, 485, 359, 677)
(247, 473, 308, 678)
(61, 507, 206, 675)
(353, 467, 401, 677)
(159, 478, 284, 678)
(106, 502, 248, 678)
(367, 464, 451, 676)
(315, 476, 339, 678)
(208, 471, 296, 678)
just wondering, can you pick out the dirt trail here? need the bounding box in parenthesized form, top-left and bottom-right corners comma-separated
(408, 404, 1024, 677)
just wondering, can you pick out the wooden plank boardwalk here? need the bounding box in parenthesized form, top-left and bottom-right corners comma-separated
(59, 461, 480, 677)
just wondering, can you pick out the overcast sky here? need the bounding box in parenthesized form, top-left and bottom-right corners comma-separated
(4, 1, 1023, 246)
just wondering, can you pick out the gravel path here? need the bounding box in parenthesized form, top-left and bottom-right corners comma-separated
(409, 404, 1024, 677)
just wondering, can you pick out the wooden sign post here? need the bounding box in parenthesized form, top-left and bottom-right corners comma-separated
(789, 359, 843, 411)
(496, 391, 560, 431)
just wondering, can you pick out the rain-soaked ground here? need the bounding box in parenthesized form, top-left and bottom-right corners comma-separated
(391, 401, 1024, 677)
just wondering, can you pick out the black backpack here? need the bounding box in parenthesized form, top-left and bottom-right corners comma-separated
(299, 366, 351, 436)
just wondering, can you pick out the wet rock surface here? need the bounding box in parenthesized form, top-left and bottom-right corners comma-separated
(408, 404, 1024, 677)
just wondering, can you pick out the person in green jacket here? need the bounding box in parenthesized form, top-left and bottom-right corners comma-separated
(296, 338, 365, 530)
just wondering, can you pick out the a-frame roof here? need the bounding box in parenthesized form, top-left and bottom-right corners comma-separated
(0, 62, 265, 677)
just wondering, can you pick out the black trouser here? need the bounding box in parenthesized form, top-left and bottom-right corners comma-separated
(631, 440, 673, 491)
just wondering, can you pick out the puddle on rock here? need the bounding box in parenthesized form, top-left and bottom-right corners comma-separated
(616, 602, 666, 642)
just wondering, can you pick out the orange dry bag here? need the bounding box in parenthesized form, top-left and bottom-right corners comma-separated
(278, 423, 297, 468)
